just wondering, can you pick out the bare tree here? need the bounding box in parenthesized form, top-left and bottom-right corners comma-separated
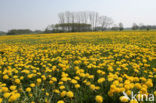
(82, 12, 89, 24)
(58, 13, 65, 24)
(89, 11, 99, 30)
(94, 12, 99, 31)
(132, 23, 139, 30)
(99, 16, 113, 30)
(56, 11, 114, 32)
(64, 11, 71, 31)
(58, 13, 65, 31)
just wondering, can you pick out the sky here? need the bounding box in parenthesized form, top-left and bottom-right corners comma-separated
(0, 0, 156, 32)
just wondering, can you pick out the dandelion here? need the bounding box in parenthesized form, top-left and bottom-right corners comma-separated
(8, 93, 20, 102)
(59, 85, 65, 90)
(119, 96, 129, 102)
(0, 98, 2, 103)
(75, 84, 80, 88)
(129, 99, 138, 103)
(46, 92, 49, 96)
(10, 85, 17, 91)
(37, 78, 42, 84)
(30, 83, 35, 88)
(26, 87, 31, 92)
(3, 75, 9, 80)
(97, 78, 105, 84)
(154, 91, 156, 96)
(15, 79, 20, 84)
(60, 91, 66, 97)
(2, 87, 9, 92)
(95, 95, 103, 103)
(57, 100, 64, 103)
(3, 92, 11, 98)
(66, 91, 74, 98)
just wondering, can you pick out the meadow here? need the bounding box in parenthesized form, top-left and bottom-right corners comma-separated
(0, 31, 156, 103)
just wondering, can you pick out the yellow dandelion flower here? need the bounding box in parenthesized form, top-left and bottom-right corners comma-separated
(95, 95, 103, 103)
(60, 91, 66, 97)
(66, 91, 74, 98)
(0, 98, 3, 103)
(119, 96, 129, 102)
(30, 83, 35, 88)
(10, 85, 17, 91)
(26, 87, 31, 92)
(57, 100, 64, 103)
(3, 92, 11, 98)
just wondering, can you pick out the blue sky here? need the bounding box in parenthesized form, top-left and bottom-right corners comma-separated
(0, 0, 156, 31)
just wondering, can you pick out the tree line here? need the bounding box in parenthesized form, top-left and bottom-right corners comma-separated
(4, 29, 43, 35)
(131, 23, 156, 31)
(0, 31, 6, 35)
(45, 11, 113, 33)
(45, 11, 156, 33)
(1, 11, 156, 35)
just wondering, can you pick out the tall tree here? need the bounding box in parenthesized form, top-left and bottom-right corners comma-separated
(99, 16, 113, 31)
(58, 13, 65, 31)
(119, 22, 124, 31)
(132, 23, 139, 30)
(88, 12, 99, 31)
(56, 11, 114, 32)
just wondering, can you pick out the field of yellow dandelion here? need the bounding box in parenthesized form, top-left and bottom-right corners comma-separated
(0, 31, 156, 103)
